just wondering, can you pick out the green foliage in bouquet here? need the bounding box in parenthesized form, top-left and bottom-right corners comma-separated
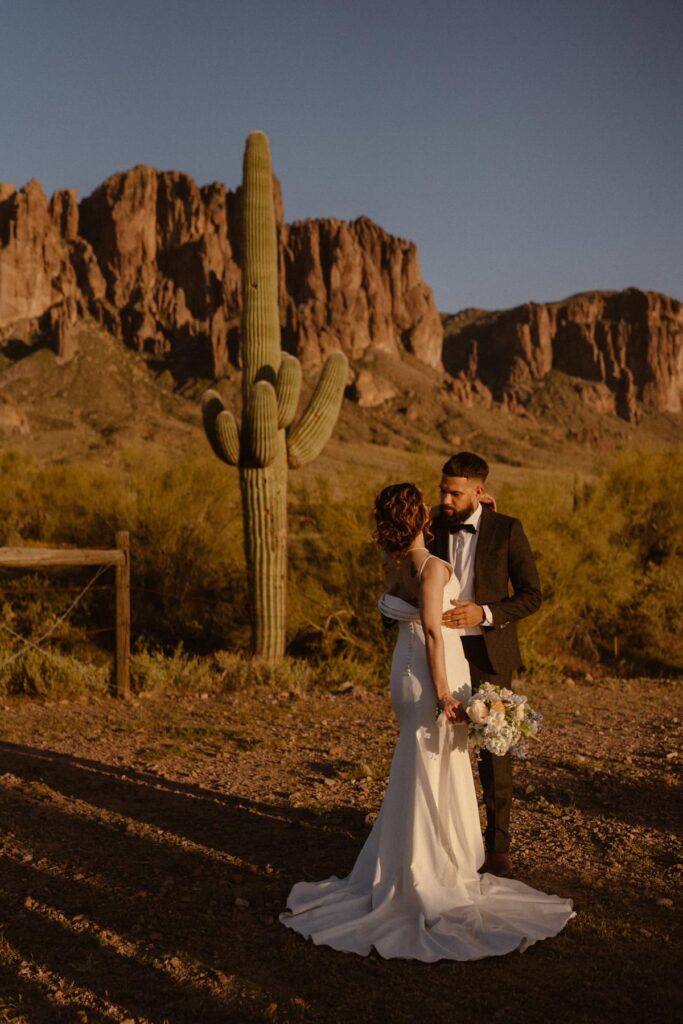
(201, 132, 347, 660)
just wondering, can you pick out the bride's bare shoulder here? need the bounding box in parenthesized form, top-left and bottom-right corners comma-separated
(420, 555, 452, 582)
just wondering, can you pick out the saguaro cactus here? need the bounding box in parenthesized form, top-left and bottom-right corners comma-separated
(202, 132, 347, 659)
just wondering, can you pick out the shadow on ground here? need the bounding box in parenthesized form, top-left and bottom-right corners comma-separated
(0, 740, 677, 1024)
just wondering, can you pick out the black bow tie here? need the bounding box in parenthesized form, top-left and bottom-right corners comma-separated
(446, 522, 476, 535)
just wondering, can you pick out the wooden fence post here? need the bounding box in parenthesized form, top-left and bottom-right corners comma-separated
(115, 531, 131, 698)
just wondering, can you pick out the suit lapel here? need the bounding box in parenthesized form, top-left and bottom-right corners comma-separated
(474, 506, 496, 596)
(431, 516, 451, 562)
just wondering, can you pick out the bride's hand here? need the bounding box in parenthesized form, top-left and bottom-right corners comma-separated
(480, 492, 497, 511)
(438, 694, 466, 724)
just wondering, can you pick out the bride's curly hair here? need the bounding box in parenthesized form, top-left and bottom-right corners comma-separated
(373, 482, 432, 554)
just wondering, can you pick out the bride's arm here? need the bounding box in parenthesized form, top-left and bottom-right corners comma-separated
(419, 560, 463, 724)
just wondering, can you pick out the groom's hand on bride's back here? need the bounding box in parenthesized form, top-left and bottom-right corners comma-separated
(480, 493, 497, 511)
(442, 599, 485, 628)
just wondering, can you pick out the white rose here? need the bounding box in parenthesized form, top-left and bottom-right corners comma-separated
(487, 710, 506, 730)
(513, 703, 526, 722)
(467, 700, 489, 724)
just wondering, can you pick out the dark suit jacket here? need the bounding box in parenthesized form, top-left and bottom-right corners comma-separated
(428, 505, 542, 675)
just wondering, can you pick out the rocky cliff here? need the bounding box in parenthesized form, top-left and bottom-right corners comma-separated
(1, 167, 681, 424)
(0, 167, 442, 378)
(443, 289, 683, 421)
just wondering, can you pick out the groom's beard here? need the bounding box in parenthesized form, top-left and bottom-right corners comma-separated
(440, 500, 478, 524)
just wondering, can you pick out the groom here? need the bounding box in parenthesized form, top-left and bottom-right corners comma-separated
(429, 451, 542, 878)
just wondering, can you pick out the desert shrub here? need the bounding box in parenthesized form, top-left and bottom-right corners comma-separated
(0, 643, 109, 698)
(131, 646, 381, 697)
(0, 445, 249, 654)
(131, 643, 222, 695)
(498, 443, 683, 674)
(0, 442, 679, 687)
(286, 478, 394, 673)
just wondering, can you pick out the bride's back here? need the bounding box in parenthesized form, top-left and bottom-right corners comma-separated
(382, 548, 432, 605)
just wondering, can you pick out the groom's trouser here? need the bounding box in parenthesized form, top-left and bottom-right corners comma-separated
(460, 636, 513, 855)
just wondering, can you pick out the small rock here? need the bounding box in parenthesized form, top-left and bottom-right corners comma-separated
(235, 897, 250, 909)
(584, 673, 594, 682)
(335, 681, 355, 694)
(563, 676, 576, 686)
(200, 692, 209, 700)
(656, 898, 674, 909)
(323, 777, 336, 788)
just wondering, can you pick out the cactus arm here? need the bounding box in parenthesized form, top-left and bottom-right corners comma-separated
(216, 411, 240, 465)
(276, 353, 302, 428)
(286, 351, 348, 468)
(249, 380, 279, 468)
(202, 389, 240, 466)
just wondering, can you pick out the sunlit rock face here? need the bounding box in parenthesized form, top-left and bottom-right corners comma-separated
(443, 289, 683, 422)
(0, 167, 442, 378)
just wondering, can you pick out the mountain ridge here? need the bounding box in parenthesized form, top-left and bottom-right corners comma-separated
(1, 165, 681, 426)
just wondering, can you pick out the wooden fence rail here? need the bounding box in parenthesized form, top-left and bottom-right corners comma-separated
(0, 531, 131, 697)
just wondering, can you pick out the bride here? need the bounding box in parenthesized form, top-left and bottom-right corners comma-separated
(280, 482, 575, 960)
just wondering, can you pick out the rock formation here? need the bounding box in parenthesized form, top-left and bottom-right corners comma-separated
(443, 289, 683, 421)
(1, 165, 681, 423)
(0, 180, 80, 361)
(281, 217, 442, 369)
(0, 166, 442, 378)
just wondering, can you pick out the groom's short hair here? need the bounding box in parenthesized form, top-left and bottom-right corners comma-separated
(442, 451, 489, 482)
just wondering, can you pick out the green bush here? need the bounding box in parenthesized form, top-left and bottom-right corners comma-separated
(0, 445, 249, 653)
(498, 443, 683, 674)
(0, 442, 680, 696)
(0, 643, 109, 698)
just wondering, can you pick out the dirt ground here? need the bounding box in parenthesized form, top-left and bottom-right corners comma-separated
(0, 675, 680, 1024)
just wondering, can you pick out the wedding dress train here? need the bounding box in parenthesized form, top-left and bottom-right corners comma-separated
(280, 560, 575, 960)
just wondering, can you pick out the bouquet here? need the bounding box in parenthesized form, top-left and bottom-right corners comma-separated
(465, 682, 542, 758)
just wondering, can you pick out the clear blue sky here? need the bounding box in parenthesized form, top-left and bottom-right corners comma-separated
(1, 0, 681, 312)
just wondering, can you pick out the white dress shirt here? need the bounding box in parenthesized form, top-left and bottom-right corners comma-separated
(447, 502, 493, 635)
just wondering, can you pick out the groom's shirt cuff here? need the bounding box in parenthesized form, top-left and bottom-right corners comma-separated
(481, 604, 493, 627)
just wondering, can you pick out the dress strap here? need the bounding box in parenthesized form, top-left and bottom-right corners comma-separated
(417, 553, 434, 580)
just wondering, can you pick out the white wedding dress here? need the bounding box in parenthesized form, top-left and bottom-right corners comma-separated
(280, 556, 575, 960)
